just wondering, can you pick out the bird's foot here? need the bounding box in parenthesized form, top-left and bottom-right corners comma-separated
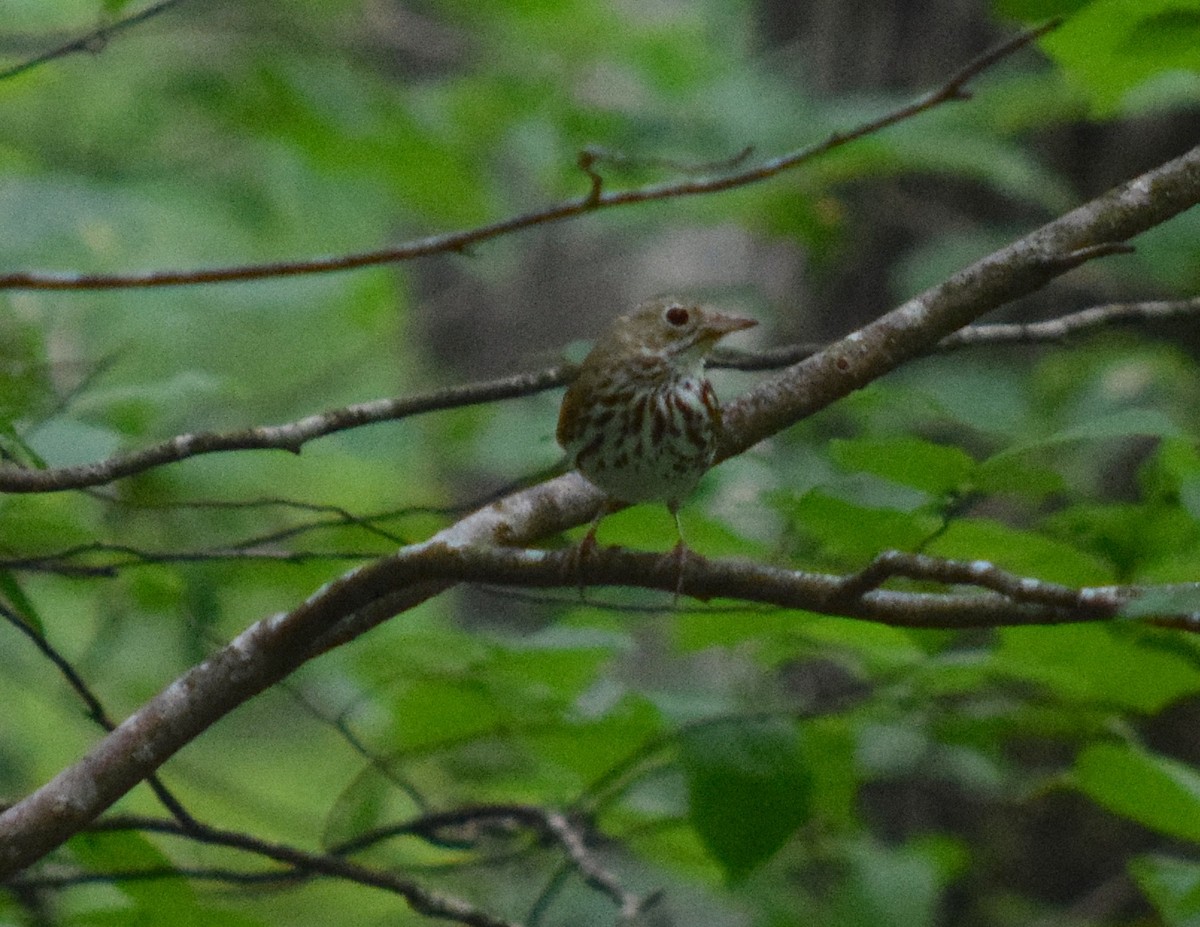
(563, 527, 601, 600)
(661, 540, 691, 606)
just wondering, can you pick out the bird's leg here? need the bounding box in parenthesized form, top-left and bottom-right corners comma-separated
(665, 504, 689, 604)
(564, 499, 613, 598)
(579, 501, 607, 559)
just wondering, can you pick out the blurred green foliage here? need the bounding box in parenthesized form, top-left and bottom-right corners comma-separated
(1, 1, 1200, 926)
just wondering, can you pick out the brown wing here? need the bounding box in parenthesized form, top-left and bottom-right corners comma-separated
(556, 378, 585, 450)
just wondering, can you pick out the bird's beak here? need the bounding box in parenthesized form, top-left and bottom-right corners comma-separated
(703, 313, 758, 338)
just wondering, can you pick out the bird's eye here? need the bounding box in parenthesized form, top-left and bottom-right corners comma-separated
(664, 306, 690, 327)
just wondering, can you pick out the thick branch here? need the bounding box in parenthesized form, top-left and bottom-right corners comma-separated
(2, 135, 1198, 885)
(0, 519, 1195, 876)
(719, 161, 1200, 455)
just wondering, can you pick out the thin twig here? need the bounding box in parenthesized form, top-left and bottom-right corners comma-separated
(0, 600, 199, 830)
(0, 20, 1058, 292)
(540, 810, 650, 922)
(0, 0, 188, 83)
(0, 364, 571, 493)
(0, 543, 381, 576)
(332, 803, 648, 918)
(8, 864, 307, 889)
(937, 296, 1200, 348)
(71, 815, 521, 927)
(68, 807, 642, 922)
(831, 550, 1096, 609)
(277, 681, 429, 813)
(578, 143, 756, 176)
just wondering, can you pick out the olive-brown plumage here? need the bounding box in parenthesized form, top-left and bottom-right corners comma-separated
(557, 296, 756, 552)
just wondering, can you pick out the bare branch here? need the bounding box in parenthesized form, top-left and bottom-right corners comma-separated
(335, 803, 649, 918)
(8, 863, 306, 890)
(0, 601, 198, 830)
(830, 550, 1101, 610)
(718, 150, 1200, 456)
(711, 296, 1200, 370)
(66, 814, 520, 927)
(579, 143, 756, 176)
(1, 542, 380, 577)
(539, 809, 651, 922)
(937, 296, 1200, 348)
(5, 294, 1200, 496)
(15, 804, 641, 922)
(0, 20, 1056, 292)
(0, 365, 571, 493)
(2, 497, 1197, 877)
(930, 17, 1063, 99)
(313, 543, 1139, 629)
(0, 0, 188, 83)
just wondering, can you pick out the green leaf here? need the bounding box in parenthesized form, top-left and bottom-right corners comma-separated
(1045, 501, 1200, 579)
(888, 357, 1035, 439)
(893, 227, 1025, 299)
(0, 305, 50, 421)
(522, 694, 663, 785)
(672, 603, 797, 653)
(802, 717, 860, 830)
(390, 677, 504, 753)
(1001, 407, 1180, 456)
(856, 721, 932, 778)
(0, 494, 97, 555)
(872, 116, 1077, 213)
(781, 487, 943, 564)
(1131, 854, 1200, 927)
(1041, 0, 1200, 116)
(1134, 207, 1200, 291)
(974, 452, 1066, 500)
(0, 570, 45, 636)
(996, 624, 1200, 711)
(788, 617, 928, 670)
(679, 717, 812, 882)
(0, 420, 46, 469)
(68, 830, 199, 918)
(321, 764, 394, 852)
(26, 418, 122, 469)
(829, 436, 975, 497)
(836, 836, 968, 927)
(928, 518, 1113, 585)
(1075, 741, 1200, 841)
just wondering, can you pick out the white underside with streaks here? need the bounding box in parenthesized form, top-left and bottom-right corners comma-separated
(571, 375, 715, 507)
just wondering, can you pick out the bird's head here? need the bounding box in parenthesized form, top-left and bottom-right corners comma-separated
(611, 296, 757, 373)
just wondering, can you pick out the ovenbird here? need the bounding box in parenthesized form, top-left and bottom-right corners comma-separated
(557, 296, 757, 563)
